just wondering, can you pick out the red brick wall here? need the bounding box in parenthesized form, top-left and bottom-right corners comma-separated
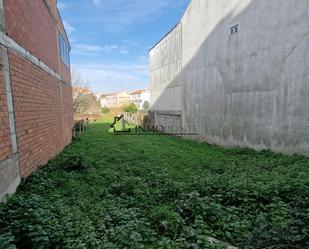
(62, 84, 74, 145)
(0, 0, 73, 177)
(0, 56, 12, 161)
(9, 51, 72, 177)
(60, 63, 71, 83)
(4, 0, 59, 73)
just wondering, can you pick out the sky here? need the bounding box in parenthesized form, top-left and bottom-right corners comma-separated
(58, 0, 190, 94)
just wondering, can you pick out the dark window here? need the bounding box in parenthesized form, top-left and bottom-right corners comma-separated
(230, 25, 239, 35)
(59, 32, 70, 67)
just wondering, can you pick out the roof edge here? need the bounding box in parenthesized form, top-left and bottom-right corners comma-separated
(148, 0, 193, 52)
(148, 22, 180, 52)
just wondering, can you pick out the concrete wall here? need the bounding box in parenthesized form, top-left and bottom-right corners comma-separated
(150, 23, 183, 112)
(150, 0, 309, 155)
(150, 23, 184, 131)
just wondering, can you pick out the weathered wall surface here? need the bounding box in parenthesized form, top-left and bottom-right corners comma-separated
(150, 24, 184, 131)
(0, 54, 11, 161)
(150, 0, 309, 155)
(150, 24, 183, 112)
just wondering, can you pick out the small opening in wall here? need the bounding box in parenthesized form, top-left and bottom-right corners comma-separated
(230, 25, 239, 35)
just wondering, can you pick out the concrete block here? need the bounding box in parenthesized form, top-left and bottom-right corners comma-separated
(10, 133, 17, 154)
(0, 155, 21, 202)
(8, 112, 16, 134)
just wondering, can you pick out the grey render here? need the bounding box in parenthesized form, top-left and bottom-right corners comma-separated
(149, 0, 309, 155)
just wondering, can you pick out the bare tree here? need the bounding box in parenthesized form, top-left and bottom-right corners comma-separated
(71, 68, 91, 113)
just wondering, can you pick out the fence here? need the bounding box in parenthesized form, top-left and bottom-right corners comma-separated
(123, 112, 154, 127)
(74, 114, 102, 121)
(72, 119, 91, 138)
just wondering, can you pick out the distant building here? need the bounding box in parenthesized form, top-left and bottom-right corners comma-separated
(100, 92, 130, 108)
(73, 87, 91, 98)
(94, 93, 103, 101)
(129, 89, 150, 110)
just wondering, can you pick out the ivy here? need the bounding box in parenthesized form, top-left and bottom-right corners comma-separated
(0, 119, 308, 248)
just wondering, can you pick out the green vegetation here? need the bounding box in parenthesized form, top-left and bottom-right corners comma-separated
(142, 101, 150, 111)
(101, 107, 110, 114)
(124, 103, 138, 113)
(0, 118, 308, 249)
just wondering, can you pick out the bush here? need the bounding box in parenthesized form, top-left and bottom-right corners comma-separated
(0, 119, 308, 248)
(149, 206, 184, 238)
(124, 103, 138, 113)
(101, 107, 110, 114)
(142, 101, 150, 111)
(64, 154, 90, 171)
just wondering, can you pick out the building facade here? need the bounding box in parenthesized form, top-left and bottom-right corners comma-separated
(100, 92, 130, 109)
(150, 0, 309, 155)
(0, 0, 73, 200)
(129, 89, 150, 110)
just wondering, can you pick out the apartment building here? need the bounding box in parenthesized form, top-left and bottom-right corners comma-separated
(129, 89, 150, 110)
(100, 92, 130, 109)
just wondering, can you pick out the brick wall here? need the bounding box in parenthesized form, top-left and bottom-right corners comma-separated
(60, 63, 71, 84)
(0, 0, 73, 199)
(9, 51, 72, 177)
(4, 0, 59, 73)
(0, 55, 11, 161)
(62, 83, 74, 146)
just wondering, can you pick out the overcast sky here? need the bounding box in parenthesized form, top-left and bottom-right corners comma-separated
(58, 0, 190, 93)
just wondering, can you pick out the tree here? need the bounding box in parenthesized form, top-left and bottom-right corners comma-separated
(142, 101, 150, 111)
(101, 107, 110, 114)
(124, 103, 138, 113)
(71, 68, 91, 113)
(76, 94, 101, 114)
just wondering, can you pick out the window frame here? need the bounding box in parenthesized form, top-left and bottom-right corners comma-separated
(58, 32, 70, 68)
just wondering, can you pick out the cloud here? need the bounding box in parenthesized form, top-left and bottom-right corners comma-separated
(75, 44, 104, 52)
(122, 40, 138, 46)
(73, 62, 149, 93)
(91, 0, 102, 6)
(119, 49, 129, 54)
(74, 44, 118, 54)
(90, 0, 188, 31)
(57, 1, 69, 10)
(63, 21, 75, 34)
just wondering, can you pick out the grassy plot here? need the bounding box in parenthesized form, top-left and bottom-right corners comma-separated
(0, 118, 308, 249)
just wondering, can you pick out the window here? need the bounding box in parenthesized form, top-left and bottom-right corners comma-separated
(58, 32, 70, 67)
(230, 25, 239, 35)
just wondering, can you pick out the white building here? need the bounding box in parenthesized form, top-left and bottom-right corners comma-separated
(99, 92, 130, 109)
(129, 89, 150, 110)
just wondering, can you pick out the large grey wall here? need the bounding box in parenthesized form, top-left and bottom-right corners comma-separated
(150, 23, 183, 112)
(150, 23, 184, 132)
(150, 0, 309, 155)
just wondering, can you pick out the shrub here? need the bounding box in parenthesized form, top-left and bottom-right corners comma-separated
(124, 103, 138, 113)
(101, 107, 110, 114)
